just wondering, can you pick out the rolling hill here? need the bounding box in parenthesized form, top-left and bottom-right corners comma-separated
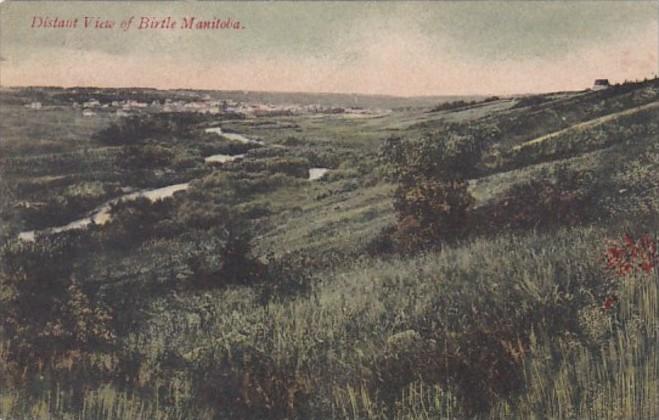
(0, 78, 657, 419)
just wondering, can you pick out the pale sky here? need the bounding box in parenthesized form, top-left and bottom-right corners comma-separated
(1, 1, 657, 96)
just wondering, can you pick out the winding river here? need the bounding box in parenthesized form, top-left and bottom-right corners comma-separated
(18, 128, 330, 241)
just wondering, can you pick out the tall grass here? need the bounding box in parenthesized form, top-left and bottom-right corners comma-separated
(6, 225, 655, 418)
(490, 269, 658, 419)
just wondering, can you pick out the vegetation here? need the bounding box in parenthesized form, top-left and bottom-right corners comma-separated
(93, 113, 209, 146)
(380, 125, 499, 251)
(1, 78, 658, 418)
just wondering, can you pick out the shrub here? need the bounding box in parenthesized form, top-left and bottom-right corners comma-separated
(478, 178, 589, 233)
(392, 178, 474, 252)
(0, 238, 116, 365)
(101, 197, 177, 247)
(365, 225, 397, 256)
(188, 337, 313, 419)
(379, 125, 499, 252)
(183, 227, 258, 289)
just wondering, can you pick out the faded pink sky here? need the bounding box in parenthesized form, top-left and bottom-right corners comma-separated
(1, 2, 657, 96)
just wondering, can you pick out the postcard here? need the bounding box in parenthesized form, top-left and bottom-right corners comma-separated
(0, 1, 658, 418)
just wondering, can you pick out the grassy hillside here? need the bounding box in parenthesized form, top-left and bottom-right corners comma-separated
(1, 79, 658, 419)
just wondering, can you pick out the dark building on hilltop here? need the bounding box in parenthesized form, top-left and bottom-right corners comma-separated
(593, 79, 611, 90)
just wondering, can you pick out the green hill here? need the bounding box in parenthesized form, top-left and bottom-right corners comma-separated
(1, 79, 657, 418)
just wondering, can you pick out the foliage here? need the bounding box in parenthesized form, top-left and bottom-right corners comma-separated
(380, 125, 498, 251)
(478, 178, 589, 232)
(182, 228, 257, 289)
(381, 124, 499, 183)
(2, 79, 659, 419)
(101, 197, 178, 246)
(0, 238, 116, 364)
(497, 107, 659, 174)
(392, 179, 474, 252)
(19, 182, 121, 230)
(429, 96, 500, 113)
(94, 113, 206, 146)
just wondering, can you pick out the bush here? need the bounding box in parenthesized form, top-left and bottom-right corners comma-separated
(392, 178, 474, 252)
(478, 178, 589, 233)
(379, 126, 499, 252)
(101, 197, 177, 247)
(0, 238, 116, 364)
(183, 228, 257, 289)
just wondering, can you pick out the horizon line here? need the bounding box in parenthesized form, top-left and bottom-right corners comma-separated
(0, 82, 604, 99)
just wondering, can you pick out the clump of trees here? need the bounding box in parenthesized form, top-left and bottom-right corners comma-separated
(94, 113, 207, 146)
(380, 124, 499, 252)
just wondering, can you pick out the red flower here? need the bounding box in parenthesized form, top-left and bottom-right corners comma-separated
(602, 295, 617, 311)
(604, 233, 657, 278)
(640, 261, 654, 273)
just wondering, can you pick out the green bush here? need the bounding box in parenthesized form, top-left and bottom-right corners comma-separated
(380, 126, 498, 252)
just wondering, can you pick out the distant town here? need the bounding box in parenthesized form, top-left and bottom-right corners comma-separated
(24, 90, 390, 118)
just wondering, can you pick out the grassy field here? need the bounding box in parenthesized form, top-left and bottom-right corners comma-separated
(1, 79, 658, 419)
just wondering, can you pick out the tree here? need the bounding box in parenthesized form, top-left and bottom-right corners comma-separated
(381, 124, 498, 251)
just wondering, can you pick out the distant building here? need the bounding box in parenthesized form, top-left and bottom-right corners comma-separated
(26, 102, 42, 110)
(593, 79, 610, 90)
(82, 109, 96, 117)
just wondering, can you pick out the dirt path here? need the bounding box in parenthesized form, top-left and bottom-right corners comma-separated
(512, 100, 659, 151)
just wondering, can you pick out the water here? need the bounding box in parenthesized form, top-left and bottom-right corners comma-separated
(18, 182, 191, 241)
(18, 231, 35, 242)
(204, 127, 223, 135)
(205, 126, 263, 145)
(309, 168, 329, 181)
(18, 125, 254, 242)
(204, 153, 245, 163)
